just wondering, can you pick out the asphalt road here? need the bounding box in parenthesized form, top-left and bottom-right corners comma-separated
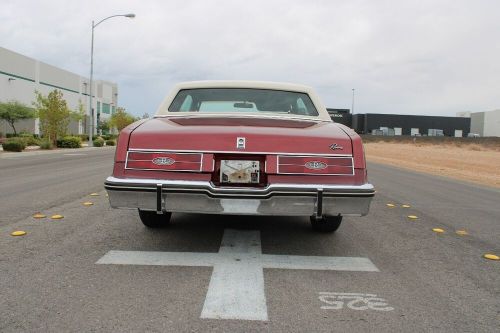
(1, 149, 499, 332)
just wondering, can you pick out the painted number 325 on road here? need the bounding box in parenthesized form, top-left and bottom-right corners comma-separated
(319, 292, 394, 311)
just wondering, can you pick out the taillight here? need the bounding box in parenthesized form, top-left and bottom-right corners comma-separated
(277, 155, 354, 175)
(126, 151, 203, 172)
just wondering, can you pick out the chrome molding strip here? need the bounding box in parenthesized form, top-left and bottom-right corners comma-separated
(153, 113, 331, 123)
(127, 148, 353, 158)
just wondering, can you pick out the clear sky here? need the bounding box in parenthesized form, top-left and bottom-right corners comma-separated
(2, 0, 499, 117)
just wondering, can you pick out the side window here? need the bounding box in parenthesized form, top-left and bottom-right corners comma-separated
(179, 95, 193, 111)
(296, 98, 307, 115)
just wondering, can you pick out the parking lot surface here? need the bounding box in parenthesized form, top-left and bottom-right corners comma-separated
(1, 149, 499, 332)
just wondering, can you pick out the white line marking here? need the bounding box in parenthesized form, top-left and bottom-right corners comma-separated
(96, 251, 219, 266)
(262, 255, 379, 271)
(97, 229, 379, 321)
(201, 229, 267, 321)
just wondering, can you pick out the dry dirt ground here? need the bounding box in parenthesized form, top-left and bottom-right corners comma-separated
(364, 142, 500, 188)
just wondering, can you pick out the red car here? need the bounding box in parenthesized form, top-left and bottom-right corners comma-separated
(105, 81, 374, 232)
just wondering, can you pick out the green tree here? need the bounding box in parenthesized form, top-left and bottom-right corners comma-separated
(0, 101, 35, 136)
(34, 90, 75, 144)
(98, 118, 110, 134)
(72, 100, 86, 122)
(110, 107, 137, 131)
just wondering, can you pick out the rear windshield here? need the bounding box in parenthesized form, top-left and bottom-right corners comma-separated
(168, 88, 319, 117)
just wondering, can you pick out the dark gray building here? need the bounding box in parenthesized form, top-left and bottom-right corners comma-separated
(350, 113, 471, 137)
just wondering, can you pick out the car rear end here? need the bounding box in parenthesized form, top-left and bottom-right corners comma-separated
(104, 81, 375, 230)
(105, 119, 374, 218)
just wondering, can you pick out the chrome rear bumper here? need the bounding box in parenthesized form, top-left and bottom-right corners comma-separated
(104, 176, 375, 217)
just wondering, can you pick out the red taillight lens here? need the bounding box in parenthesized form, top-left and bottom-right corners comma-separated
(277, 155, 354, 175)
(126, 151, 203, 172)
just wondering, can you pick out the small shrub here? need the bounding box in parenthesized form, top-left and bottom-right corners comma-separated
(23, 136, 42, 146)
(40, 140, 53, 150)
(2, 138, 26, 152)
(93, 137, 105, 147)
(56, 136, 82, 148)
(105, 139, 116, 146)
(101, 135, 110, 140)
(6, 133, 16, 138)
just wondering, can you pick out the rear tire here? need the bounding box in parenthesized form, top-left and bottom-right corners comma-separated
(310, 215, 342, 232)
(138, 210, 171, 228)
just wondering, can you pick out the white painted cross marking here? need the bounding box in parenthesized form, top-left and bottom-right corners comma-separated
(96, 229, 379, 321)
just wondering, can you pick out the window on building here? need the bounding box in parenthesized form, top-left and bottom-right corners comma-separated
(102, 103, 111, 114)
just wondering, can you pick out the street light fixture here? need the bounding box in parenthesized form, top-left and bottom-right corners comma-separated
(351, 88, 355, 115)
(88, 13, 135, 146)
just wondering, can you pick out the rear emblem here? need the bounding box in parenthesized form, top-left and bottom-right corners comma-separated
(237, 137, 246, 149)
(305, 161, 328, 170)
(329, 143, 343, 150)
(152, 157, 175, 166)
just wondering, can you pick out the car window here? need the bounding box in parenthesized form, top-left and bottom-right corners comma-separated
(296, 98, 308, 115)
(168, 88, 319, 116)
(179, 95, 193, 111)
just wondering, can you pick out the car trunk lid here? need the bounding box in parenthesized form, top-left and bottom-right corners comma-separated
(128, 116, 352, 155)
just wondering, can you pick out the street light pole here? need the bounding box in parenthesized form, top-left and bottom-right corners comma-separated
(351, 88, 355, 115)
(88, 21, 95, 146)
(88, 13, 135, 147)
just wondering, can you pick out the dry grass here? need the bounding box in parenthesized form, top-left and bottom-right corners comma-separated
(364, 141, 500, 188)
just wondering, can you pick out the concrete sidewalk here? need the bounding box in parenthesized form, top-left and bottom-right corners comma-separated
(0, 145, 115, 158)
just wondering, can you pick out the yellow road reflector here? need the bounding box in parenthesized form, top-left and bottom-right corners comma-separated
(402, 204, 411, 208)
(11, 231, 26, 236)
(386, 203, 395, 207)
(90, 193, 99, 196)
(432, 228, 445, 233)
(83, 202, 94, 206)
(456, 230, 468, 236)
(33, 213, 46, 219)
(51, 214, 64, 219)
(483, 254, 499, 261)
(407, 215, 418, 220)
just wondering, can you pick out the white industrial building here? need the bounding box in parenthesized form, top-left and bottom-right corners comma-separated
(469, 110, 500, 137)
(0, 46, 118, 136)
(456, 110, 500, 137)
